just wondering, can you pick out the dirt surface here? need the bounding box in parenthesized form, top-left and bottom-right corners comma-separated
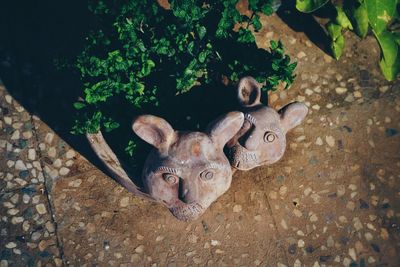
(1, 8, 400, 267)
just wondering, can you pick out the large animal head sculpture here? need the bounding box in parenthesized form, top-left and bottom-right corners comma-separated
(226, 77, 308, 171)
(87, 112, 244, 221)
(132, 112, 243, 221)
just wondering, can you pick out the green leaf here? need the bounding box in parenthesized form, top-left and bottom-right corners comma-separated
(365, 0, 397, 33)
(296, 0, 329, 13)
(237, 28, 255, 43)
(330, 34, 345, 60)
(344, 0, 369, 38)
(198, 51, 207, 63)
(73, 102, 86, 110)
(374, 30, 399, 70)
(335, 6, 353, 30)
(197, 25, 206, 40)
(326, 22, 343, 40)
(252, 14, 262, 31)
(261, 4, 274, 16)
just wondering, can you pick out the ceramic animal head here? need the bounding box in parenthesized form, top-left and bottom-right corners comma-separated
(132, 112, 244, 221)
(227, 77, 308, 171)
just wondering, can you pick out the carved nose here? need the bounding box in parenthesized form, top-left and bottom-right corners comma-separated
(178, 178, 190, 203)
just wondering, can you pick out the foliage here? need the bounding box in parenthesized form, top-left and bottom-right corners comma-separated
(295, 0, 400, 81)
(72, 0, 297, 144)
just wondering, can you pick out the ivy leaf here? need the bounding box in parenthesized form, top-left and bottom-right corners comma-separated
(73, 102, 86, 110)
(365, 0, 397, 34)
(330, 34, 345, 60)
(344, 0, 369, 38)
(335, 6, 353, 30)
(197, 25, 206, 40)
(237, 28, 255, 43)
(261, 4, 274, 16)
(327, 22, 343, 40)
(374, 30, 400, 80)
(296, 0, 329, 13)
(327, 22, 345, 59)
(252, 14, 262, 31)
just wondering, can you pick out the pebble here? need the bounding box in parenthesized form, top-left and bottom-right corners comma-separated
(254, 215, 262, 222)
(59, 167, 70, 176)
(297, 51, 306, 59)
(5, 94, 12, 103)
(293, 209, 302, 217)
(297, 239, 305, 248)
(15, 160, 27, 171)
(305, 89, 313, 95)
(294, 259, 301, 267)
(312, 104, 320, 110)
(344, 94, 354, 102)
(135, 245, 145, 254)
(53, 159, 62, 168)
(5, 242, 17, 249)
(233, 205, 242, 213)
(120, 197, 130, 208)
(11, 130, 20, 140)
(353, 217, 363, 231)
(348, 248, 356, 261)
(315, 137, 323, 146)
(66, 149, 76, 159)
(48, 147, 57, 158)
(335, 87, 347, 94)
(310, 214, 318, 222)
(326, 103, 333, 109)
(380, 228, 389, 240)
(379, 85, 389, 93)
(343, 257, 351, 266)
(325, 136, 335, 147)
(69, 179, 82, 187)
(28, 149, 36, 160)
(354, 91, 362, 98)
(4, 116, 12, 125)
(155, 236, 164, 242)
(45, 133, 54, 144)
(280, 219, 288, 230)
(35, 204, 47, 215)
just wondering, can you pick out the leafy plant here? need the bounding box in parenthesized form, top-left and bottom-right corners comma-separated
(295, 0, 400, 81)
(72, 0, 297, 157)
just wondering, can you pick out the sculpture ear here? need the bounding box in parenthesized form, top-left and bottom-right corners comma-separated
(207, 111, 244, 149)
(132, 115, 175, 151)
(237, 76, 261, 107)
(279, 102, 308, 133)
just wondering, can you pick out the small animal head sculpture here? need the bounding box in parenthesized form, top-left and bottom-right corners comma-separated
(227, 77, 308, 171)
(132, 112, 244, 221)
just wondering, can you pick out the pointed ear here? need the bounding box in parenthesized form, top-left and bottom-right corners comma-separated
(237, 76, 261, 107)
(132, 115, 175, 151)
(279, 102, 308, 132)
(207, 111, 244, 149)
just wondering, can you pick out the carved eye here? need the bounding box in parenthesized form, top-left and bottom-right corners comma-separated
(200, 170, 214, 181)
(264, 132, 276, 143)
(163, 173, 178, 185)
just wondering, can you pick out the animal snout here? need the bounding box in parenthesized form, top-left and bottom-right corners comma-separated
(178, 178, 196, 204)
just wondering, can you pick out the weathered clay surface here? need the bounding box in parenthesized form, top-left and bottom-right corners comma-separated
(227, 77, 308, 170)
(132, 113, 244, 221)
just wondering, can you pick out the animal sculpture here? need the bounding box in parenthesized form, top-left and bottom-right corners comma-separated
(226, 76, 308, 171)
(87, 112, 244, 221)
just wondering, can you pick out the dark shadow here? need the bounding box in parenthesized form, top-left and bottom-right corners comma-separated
(0, 1, 281, 188)
(277, 1, 333, 55)
(0, 0, 109, 175)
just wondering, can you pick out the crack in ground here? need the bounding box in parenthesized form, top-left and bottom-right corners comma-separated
(30, 115, 67, 267)
(263, 192, 289, 266)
